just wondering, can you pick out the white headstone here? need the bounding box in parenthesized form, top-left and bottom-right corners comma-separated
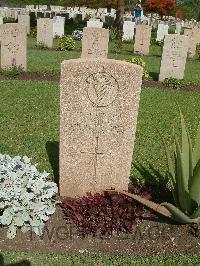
(122, 21, 135, 41)
(156, 23, 169, 41)
(53, 16, 65, 37)
(87, 19, 103, 28)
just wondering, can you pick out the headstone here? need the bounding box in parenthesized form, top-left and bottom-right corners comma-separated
(134, 25, 152, 55)
(0, 17, 3, 25)
(87, 19, 103, 28)
(175, 22, 182, 34)
(81, 27, 109, 59)
(0, 23, 27, 70)
(37, 18, 53, 48)
(53, 16, 65, 37)
(122, 21, 135, 41)
(159, 35, 188, 82)
(60, 58, 143, 197)
(18, 14, 30, 34)
(156, 23, 169, 41)
(184, 28, 198, 58)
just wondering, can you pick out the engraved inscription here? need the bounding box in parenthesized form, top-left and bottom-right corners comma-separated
(86, 71, 118, 107)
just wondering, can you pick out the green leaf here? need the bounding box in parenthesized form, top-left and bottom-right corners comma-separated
(175, 135, 192, 213)
(189, 160, 200, 205)
(180, 111, 190, 187)
(162, 202, 200, 224)
(193, 123, 200, 168)
(191, 205, 200, 219)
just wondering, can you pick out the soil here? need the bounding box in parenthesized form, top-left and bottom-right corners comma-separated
(0, 72, 60, 82)
(1, 72, 200, 92)
(0, 202, 200, 256)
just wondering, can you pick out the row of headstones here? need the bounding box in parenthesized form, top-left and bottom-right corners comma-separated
(81, 26, 200, 82)
(0, 6, 116, 24)
(0, 19, 200, 81)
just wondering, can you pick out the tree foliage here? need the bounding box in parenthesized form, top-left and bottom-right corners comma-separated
(144, 0, 176, 18)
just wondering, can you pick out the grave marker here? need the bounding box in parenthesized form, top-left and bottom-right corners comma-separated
(60, 59, 143, 197)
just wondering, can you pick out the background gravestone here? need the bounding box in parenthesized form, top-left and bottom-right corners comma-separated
(156, 23, 169, 41)
(18, 14, 30, 34)
(53, 16, 65, 37)
(159, 35, 189, 82)
(122, 21, 135, 41)
(87, 19, 103, 28)
(60, 59, 143, 197)
(0, 23, 27, 71)
(184, 28, 198, 58)
(134, 25, 152, 55)
(81, 27, 109, 59)
(37, 18, 53, 48)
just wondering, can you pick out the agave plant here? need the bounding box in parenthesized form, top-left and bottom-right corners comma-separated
(162, 111, 200, 224)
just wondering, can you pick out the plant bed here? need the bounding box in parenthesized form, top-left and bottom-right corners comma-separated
(0, 72, 60, 82)
(0, 194, 199, 256)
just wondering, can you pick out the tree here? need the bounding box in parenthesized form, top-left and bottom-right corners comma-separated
(178, 0, 200, 20)
(144, 0, 177, 19)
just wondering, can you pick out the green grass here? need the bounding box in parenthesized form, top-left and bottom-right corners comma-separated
(1, 251, 200, 265)
(26, 37, 200, 84)
(1, 80, 200, 182)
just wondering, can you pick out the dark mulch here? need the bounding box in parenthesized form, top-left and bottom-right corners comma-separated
(143, 80, 200, 92)
(0, 203, 199, 256)
(1, 73, 200, 92)
(0, 72, 60, 82)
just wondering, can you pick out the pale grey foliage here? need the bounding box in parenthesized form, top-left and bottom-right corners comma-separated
(0, 154, 58, 239)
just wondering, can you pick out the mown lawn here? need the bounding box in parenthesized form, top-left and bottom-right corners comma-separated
(1, 251, 200, 265)
(27, 37, 200, 84)
(1, 80, 200, 182)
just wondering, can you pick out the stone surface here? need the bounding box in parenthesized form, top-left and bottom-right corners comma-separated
(0, 17, 3, 25)
(81, 27, 109, 59)
(18, 14, 30, 34)
(184, 28, 198, 58)
(53, 16, 65, 37)
(60, 58, 143, 197)
(0, 23, 27, 70)
(37, 18, 53, 48)
(87, 19, 103, 28)
(159, 35, 188, 82)
(134, 25, 152, 55)
(156, 23, 169, 41)
(175, 22, 182, 34)
(122, 21, 135, 41)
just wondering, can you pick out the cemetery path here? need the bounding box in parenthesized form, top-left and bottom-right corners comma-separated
(0, 203, 199, 256)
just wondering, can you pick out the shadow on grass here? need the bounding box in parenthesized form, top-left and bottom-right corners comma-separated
(133, 163, 172, 203)
(0, 254, 31, 266)
(149, 72, 159, 81)
(46, 141, 59, 187)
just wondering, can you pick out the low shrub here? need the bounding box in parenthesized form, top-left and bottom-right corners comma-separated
(0, 154, 58, 239)
(2, 66, 24, 77)
(3, 17, 16, 24)
(163, 77, 187, 90)
(128, 57, 151, 80)
(151, 38, 164, 46)
(56, 35, 75, 51)
(197, 44, 200, 59)
(35, 42, 49, 50)
(61, 186, 155, 237)
(29, 27, 37, 38)
(72, 30, 83, 40)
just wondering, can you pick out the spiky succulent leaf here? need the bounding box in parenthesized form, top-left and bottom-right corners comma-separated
(180, 111, 191, 184)
(161, 202, 200, 224)
(174, 135, 192, 213)
(189, 160, 200, 205)
(192, 123, 200, 169)
(0, 154, 58, 239)
(191, 205, 200, 219)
